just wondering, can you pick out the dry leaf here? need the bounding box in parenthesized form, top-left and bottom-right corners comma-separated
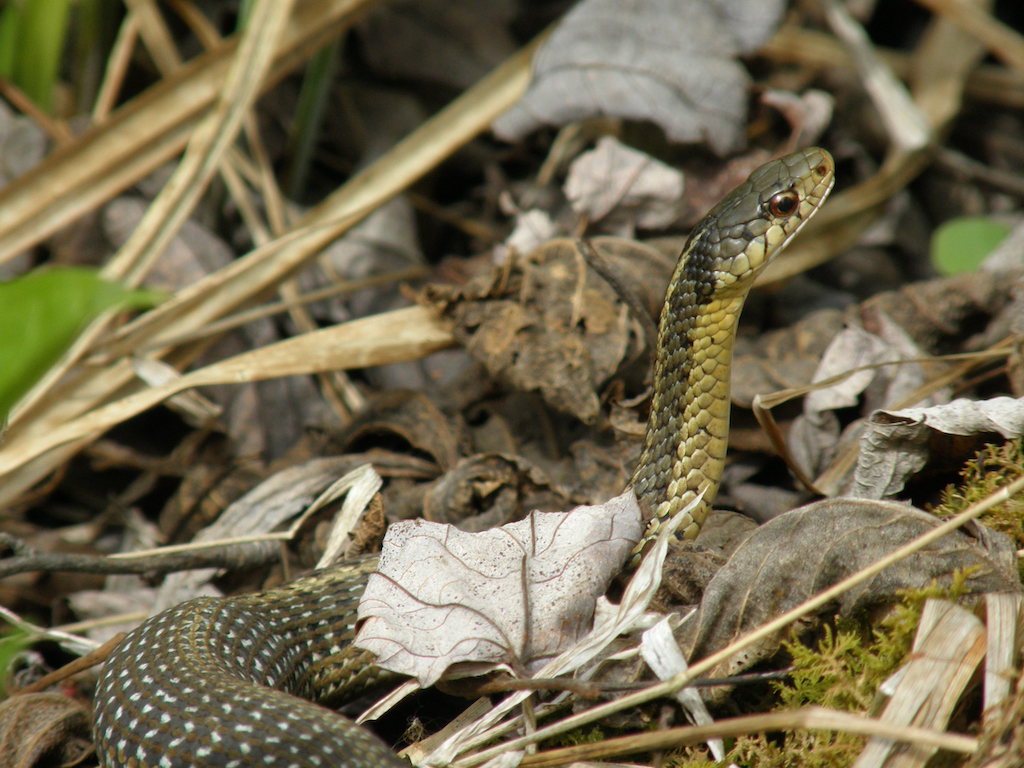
(789, 314, 944, 483)
(853, 396, 1024, 499)
(854, 599, 985, 768)
(156, 457, 362, 606)
(680, 498, 1018, 682)
(564, 136, 686, 234)
(423, 240, 639, 423)
(71, 456, 360, 639)
(355, 491, 642, 686)
(0, 693, 92, 768)
(422, 453, 563, 533)
(418, 492, 696, 767)
(494, 0, 786, 154)
(341, 389, 462, 473)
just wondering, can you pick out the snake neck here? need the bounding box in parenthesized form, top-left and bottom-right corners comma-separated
(629, 263, 748, 539)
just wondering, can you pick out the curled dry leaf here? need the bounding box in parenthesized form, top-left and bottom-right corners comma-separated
(789, 315, 940, 483)
(679, 498, 1019, 683)
(493, 0, 786, 154)
(0, 692, 92, 768)
(340, 389, 462, 473)
(421, 239, 642, 423)
(564, 136, 686, 233)
(355, 491, 642, 687)
(853, 396, 1024, 499)
(422, 453, 565, 533)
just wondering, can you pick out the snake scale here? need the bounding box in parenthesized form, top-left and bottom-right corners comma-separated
(92, 147, 835, 767)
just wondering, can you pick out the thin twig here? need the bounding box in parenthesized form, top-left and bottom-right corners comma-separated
(517, 706, 977, 767)
(0, 532, 279, 580)
(13, 634, 126, 696)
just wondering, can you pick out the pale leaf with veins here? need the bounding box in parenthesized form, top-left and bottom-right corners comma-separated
(354, 492, 642, 686)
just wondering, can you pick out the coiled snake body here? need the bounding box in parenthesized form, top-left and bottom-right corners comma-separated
(93, 148, 834, 767)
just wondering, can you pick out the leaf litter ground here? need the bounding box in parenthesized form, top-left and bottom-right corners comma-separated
(1, 2, 1024, 768)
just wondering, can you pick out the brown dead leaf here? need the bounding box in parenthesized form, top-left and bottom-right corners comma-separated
(680, 498, 1018, 681)
(861, 270, 1014, 351)
(341, 389, 462, 473)
(583, 236, 676, 320)
(422, 240, 641, 423)
(355, 492, 642, 686)
(493, 0, 787, 154)
(422, 453, 565, 532)
(0, 693, 91, 768)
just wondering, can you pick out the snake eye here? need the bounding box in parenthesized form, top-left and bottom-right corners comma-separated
(767, 190, 800, 218)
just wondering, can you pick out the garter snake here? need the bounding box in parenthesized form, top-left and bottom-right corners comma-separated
(92, 147, 834, 767)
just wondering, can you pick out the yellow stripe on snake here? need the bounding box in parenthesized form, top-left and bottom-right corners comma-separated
(92, 148, 835, 767)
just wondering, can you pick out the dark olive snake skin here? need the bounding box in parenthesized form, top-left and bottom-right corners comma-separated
(92, 148, 835, 767)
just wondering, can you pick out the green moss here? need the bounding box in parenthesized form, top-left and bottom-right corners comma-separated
(663, 575, 971, 768)
(933, 438, 1024, 549)
(545, 724, 608, 749)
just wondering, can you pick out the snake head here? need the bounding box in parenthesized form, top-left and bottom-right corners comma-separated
(688, 147, 835, 296)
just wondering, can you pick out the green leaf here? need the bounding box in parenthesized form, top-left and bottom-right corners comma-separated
(0, 267, 164, 425)
(930, 216, 1010, 276)
(0, 0, 74, 112)
(0, 628, 30, 698)
(0, 3, 20, 79)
